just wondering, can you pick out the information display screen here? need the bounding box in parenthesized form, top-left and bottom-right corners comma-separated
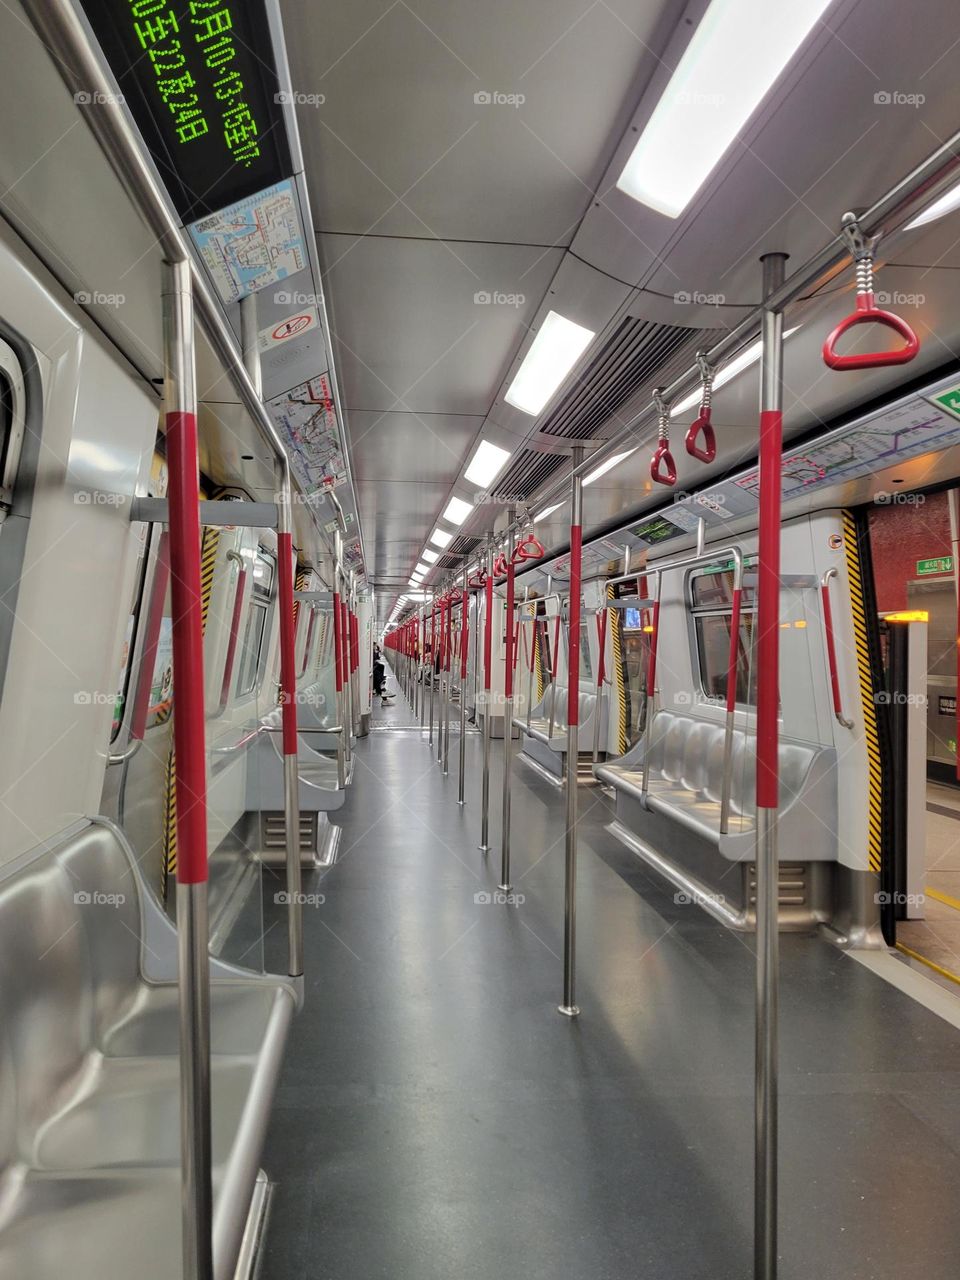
(83, 0, 293, 222)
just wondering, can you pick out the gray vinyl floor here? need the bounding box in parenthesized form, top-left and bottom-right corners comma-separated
(258, 671, 960, 1279)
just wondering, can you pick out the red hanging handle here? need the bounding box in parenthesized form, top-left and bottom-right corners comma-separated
(822, 212, 920, 372)
(650, 387, 677, 487)
(468, 571, 487, 590)
(492, 552, 508, 578)
(512, 533, 545, 563)
(822, 294, 919, 370)
(684, 352, 716, 462)
(650, 441, 677, 487)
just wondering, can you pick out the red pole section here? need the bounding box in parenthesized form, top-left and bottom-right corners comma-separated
(820, 582, 844, 721)
(277, 535, 299, 755)
(756, 408, 782, 808)
(332, 590, 343, 694)
(726, 587, 742, 715)
(166, 410, 207, 884)
(431, 603, 437, 672)
(483, 575, 494, 692)
(461, 589, 469, 679)
(567, 524, 582, 726)
(504, 565, 515, 699)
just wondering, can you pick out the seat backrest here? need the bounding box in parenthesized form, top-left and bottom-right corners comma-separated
(0, 823, 142, 1171)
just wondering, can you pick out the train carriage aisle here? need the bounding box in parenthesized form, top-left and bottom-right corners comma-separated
(6, 1, 960, 1278)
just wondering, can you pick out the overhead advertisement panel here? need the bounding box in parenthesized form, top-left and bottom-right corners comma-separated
(82, 0, 293, 223)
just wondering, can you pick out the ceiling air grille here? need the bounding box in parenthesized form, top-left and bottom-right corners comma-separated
(491, 448, 567, 502)
(437, 534, 482, 572)
(539, 317, 705, 441)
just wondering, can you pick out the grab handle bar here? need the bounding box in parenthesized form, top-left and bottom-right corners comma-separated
(820, 568, 854, 728)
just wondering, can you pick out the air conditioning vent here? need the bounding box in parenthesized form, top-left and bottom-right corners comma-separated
(491, 449, 567, 502)
(539, 317, 718, 441)
(438, 534, 482, 572)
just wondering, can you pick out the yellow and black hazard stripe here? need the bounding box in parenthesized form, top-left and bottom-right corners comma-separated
(534, 610, 545, 705)
(842, 510, 885, 874)
(161, 525, 220, 896)
(607, 583, 628, 756)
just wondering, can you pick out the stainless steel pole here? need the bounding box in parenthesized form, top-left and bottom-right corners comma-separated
(499, 521, 516, 892)
(442, 597, 452, 775)
(163, 259, 213, 1280)
(428, 598, 436, 746)
(755, 251, 787, 1280)
(459, 567, 468, 804)
(480, 540, 494, 851)
(438, 594, 447, 766)
(560, 446, 584, 1017)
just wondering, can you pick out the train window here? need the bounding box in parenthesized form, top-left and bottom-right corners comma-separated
(236, 550, 275, 697)
(110, 532, 150, 741)
(0, 339, 27, 517)
(689, 562, 757, 707)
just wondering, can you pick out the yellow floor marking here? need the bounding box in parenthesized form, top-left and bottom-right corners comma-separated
(925, 886, 960, 914)
(896, 942, 960, 989)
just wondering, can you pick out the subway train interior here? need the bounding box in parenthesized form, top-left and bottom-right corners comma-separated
(6, 0, 960, 1277)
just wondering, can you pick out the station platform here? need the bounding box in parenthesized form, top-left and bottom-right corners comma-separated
(257, 673, 960, 1280)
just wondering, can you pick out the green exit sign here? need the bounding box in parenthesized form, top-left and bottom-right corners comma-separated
(917, 556, 953, 576)
(932, 386, 960, 419)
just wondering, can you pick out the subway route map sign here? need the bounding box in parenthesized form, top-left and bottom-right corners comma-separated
(83, 0, 293, 222)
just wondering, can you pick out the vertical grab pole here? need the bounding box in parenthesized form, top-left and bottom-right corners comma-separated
(332, 541, 346, 787)
(459, 567, 469, 804)
(560, 446, 584, 1017)
(639, 579, 661, 803)
(755, 250, 788, 1280)
(720, 553, 744, 835)
(163, 258, 213, 1280)
(499, 521, 516, 892)
(525, 610, 537, 733)
(443, 593, 453, 775)
(480, 540, 494, 851)
(243, 293, 302, 977)
(428, 598, 437, 745)
(418, 608, 426, 727)
(436, 594, 444, 762)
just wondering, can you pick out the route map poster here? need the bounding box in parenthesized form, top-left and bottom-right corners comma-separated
(266, 373, 347, 495)
(190, 179, 306, 303)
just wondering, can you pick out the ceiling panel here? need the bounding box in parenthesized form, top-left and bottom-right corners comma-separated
(285, 0, 681, 244)
(348, 411, 485, 484)
(320, 234, 564, 414)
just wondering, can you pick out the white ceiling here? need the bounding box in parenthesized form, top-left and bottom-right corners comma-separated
(282, 0, 960, 627)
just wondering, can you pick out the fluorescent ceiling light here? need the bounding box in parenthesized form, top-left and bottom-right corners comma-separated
(429, 527, 453, 549)
(671, 328, 800, 416)
(535, 502, 562, 522)
(403, 591, 430, 603)
(422, 548, 440, 564)
(443, 496, 473, 526)
(906, 179, 960, 230)
(616, 0, 833, 218)
(504, 310, 596, 416)
(464, 439, 512, 487)
(413, 563, 428, 578)
(584, 448, 637, 486)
